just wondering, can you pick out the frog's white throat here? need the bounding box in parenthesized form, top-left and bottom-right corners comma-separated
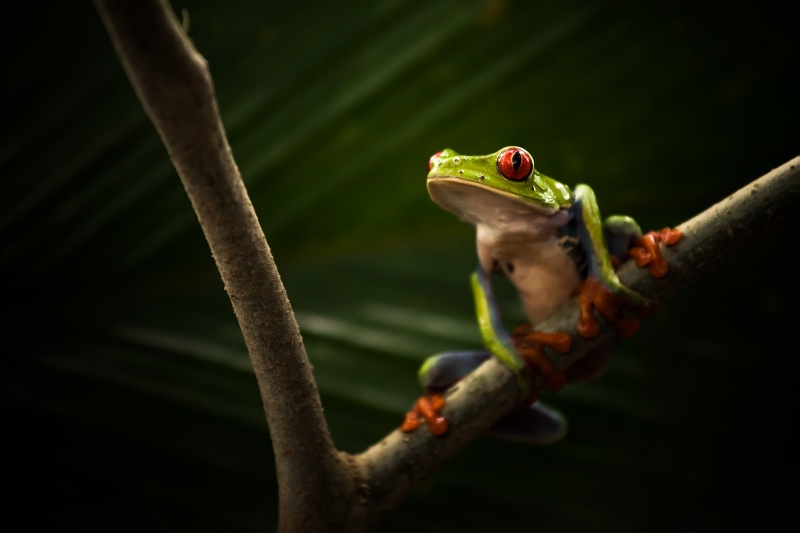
(428, 178, 571, 239)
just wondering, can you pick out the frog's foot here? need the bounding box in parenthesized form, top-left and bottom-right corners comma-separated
(511, 324, 569, 395)
(487, 400, 568, 444)
(512, 323, 572, 353)
(401, 394, 448, 436)
(628, 227, 682, 278)
(577, 277, 643, 339)
(564, 342, 612, 382)
(406, 351, 492, 438)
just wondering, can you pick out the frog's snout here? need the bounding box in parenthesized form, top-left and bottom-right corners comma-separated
(428, 151, 445, 172)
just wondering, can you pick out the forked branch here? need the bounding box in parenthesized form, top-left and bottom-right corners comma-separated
(357, 156, 800, 521)
(94, 0, 800, 531)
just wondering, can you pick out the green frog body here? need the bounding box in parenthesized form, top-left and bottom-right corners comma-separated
(402, 147, 681, 441)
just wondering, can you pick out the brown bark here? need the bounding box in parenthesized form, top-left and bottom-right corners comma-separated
(94, 0, 800, 530)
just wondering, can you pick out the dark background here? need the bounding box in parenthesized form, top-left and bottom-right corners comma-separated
(2, 1, 798, 531)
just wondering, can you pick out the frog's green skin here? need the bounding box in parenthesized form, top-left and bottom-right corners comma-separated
(419, 146, 648, 442)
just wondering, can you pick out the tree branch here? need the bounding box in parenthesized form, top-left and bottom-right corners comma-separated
(93, 1, 357, 531)
(94, 0, 800, 530)
(355, 156, 800, 526)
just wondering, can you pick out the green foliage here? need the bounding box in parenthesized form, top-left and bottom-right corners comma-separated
(2, 0, 798, 530)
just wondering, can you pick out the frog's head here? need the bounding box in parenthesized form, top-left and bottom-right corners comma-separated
(426, 147, 573, 224)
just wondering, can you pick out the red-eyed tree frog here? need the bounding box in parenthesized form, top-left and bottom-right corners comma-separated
(402, 147, 681, 442)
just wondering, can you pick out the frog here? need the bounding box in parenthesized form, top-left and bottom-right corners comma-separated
(401, 146, 681, 442)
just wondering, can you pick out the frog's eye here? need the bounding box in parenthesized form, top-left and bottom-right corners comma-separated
(497, 147, 533, 182)
(428, 151, 444, 171)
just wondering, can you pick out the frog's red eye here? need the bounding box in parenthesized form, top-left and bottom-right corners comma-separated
(497, 147, 533, 181)
(428, 151, 444, 171)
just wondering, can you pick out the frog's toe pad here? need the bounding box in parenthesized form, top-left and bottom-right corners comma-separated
(402, 394, 448, 436)
(628, 227, 682, 278)
(486, 400, 567, 444)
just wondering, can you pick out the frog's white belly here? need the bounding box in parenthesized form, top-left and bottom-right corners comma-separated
(477, 228, 580, 325)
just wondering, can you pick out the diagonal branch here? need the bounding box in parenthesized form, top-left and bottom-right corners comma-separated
(355, 156, 800, 524)
(94, 0, 800, 530)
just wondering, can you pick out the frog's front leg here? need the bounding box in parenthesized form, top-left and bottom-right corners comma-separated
(573, 185, 681, 338)
(472, 266, 570, 394)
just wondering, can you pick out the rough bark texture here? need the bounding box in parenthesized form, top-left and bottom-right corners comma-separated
(356, 156, 800, 527)
(94, 0, 800, 530)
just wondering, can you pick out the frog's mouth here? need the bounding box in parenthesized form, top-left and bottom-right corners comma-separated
(427, 177, 563, 222)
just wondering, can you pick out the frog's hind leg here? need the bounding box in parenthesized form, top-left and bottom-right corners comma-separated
(402, 351, 490, 436)
(604, 216, 682, 277)
(577, 277, 643, 338)
(405, 350, 568, 444)
(401, 393, 448, 436)
(510, 323, 570, 394)
(487, 400, 568, 445)
(604, 215, 642, 265)
(418, 350, 492, 392)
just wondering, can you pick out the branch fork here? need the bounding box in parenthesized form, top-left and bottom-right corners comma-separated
(95, 1, 800, 530)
